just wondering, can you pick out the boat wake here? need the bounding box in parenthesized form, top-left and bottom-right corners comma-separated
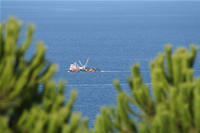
(100, 71, 130, 73)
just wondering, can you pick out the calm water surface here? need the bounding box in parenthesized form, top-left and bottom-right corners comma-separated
(1, 1, 200, 127)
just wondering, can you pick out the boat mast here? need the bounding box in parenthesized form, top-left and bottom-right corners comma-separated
(79, 60, 83, 67)
(84, 58, 90, 69)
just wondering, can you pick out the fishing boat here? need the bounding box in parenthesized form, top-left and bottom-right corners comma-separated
(67, 58, 100, 73)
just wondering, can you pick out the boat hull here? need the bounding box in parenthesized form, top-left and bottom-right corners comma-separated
(68, 68, 100, 73)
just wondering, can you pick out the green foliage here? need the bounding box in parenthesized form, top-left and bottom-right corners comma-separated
(1, 17, 200, 133)
(0, 17, 88, 133)
(93, 45, 200, 133)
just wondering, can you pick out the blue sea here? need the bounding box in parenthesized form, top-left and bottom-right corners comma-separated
(1, 1, 200, 127)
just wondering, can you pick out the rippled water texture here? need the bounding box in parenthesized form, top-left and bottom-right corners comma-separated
(2, 1, 200, 127)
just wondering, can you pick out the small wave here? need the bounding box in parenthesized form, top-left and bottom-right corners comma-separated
(68, 83, 152, 87)
(68, 83, 129, 87)
(68, 84, 114, 87)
